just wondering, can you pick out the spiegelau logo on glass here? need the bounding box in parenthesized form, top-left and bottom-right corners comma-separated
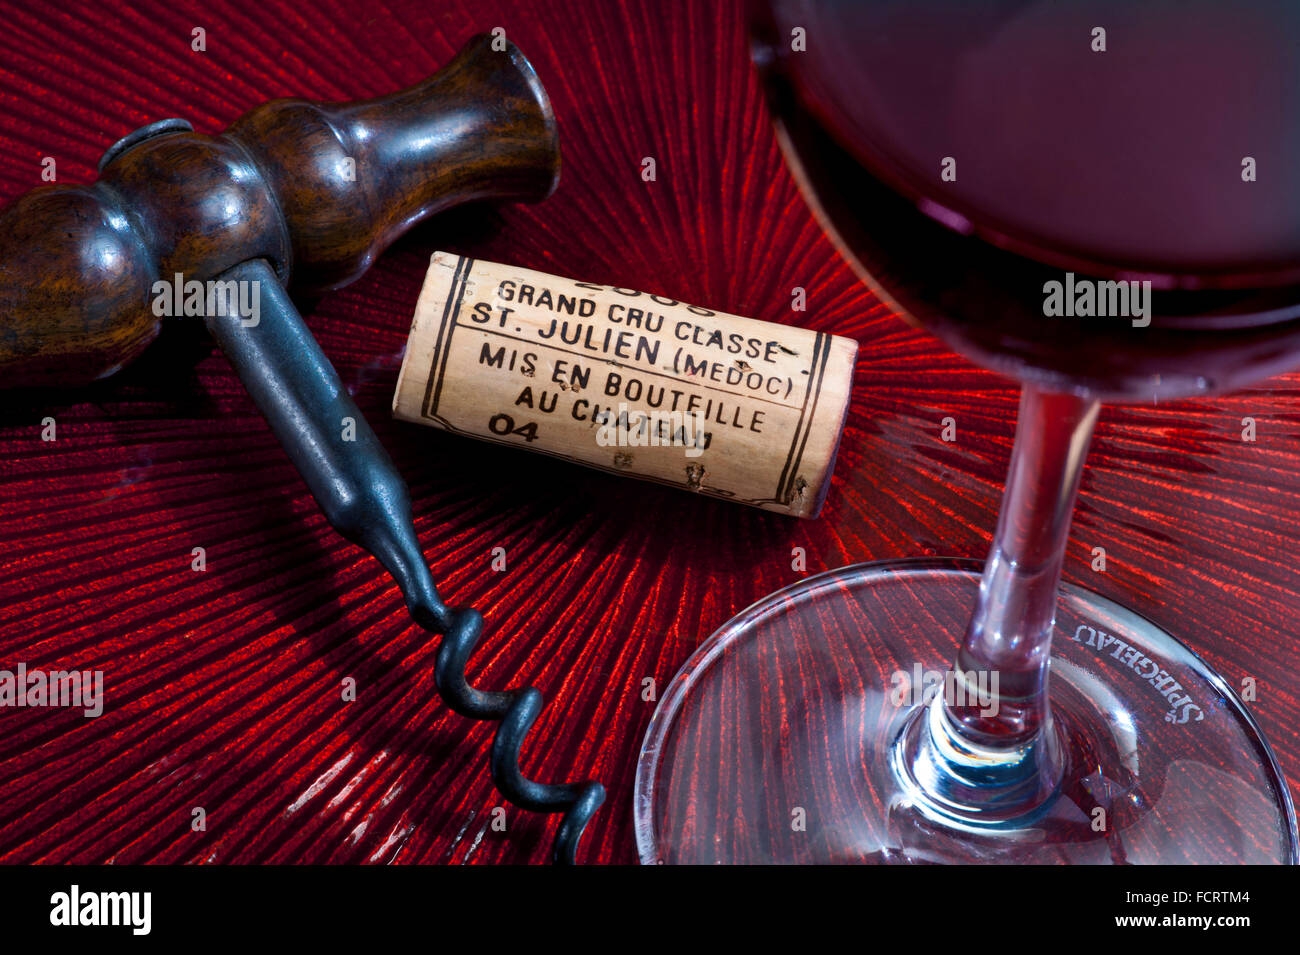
(1070, 625, 1204, 725)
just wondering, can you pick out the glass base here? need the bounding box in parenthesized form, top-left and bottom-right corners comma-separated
(634, 559, 1298, 864)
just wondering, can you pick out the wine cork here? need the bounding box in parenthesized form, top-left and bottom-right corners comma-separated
(392, 253, 857, 518)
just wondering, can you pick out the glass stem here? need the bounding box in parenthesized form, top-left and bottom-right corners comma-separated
(944, 384, 1100, 750)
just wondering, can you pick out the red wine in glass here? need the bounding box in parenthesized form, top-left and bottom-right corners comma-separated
(635, 0, 1299, 863)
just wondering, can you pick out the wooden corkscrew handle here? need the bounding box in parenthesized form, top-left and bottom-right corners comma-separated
(0, 34, 560, 389)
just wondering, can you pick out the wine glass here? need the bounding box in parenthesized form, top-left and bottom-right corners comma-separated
(634, 0, 1300, 863)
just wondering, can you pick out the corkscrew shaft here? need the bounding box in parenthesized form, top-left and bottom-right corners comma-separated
(208, 258, 603, 863)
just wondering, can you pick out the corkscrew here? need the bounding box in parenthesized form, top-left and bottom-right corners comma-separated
(0, 35, 604, 862)
(219, 260, 604, 862)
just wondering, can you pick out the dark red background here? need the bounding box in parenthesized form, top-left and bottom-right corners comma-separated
(0, 0, 1297, 864)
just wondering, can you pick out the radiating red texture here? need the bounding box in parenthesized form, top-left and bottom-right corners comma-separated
(0, 0, 1297, 865)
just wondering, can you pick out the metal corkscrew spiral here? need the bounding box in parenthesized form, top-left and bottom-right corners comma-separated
(212, 259, 604, 864)
(0, 33, 599, 862)
(431, 607, 606, 863)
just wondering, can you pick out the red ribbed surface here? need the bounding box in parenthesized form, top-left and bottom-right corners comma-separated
(0, 0, 1297, 863)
